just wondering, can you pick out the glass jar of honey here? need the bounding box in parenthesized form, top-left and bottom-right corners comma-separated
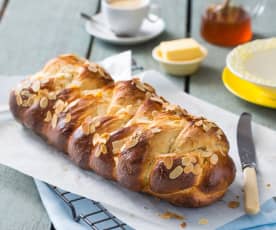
(201, 1, 252, 46)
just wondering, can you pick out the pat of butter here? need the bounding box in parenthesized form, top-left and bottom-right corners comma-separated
(160, 38, 203, 61)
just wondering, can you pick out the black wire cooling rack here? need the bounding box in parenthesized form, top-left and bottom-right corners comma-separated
(48, 185, 133, 230)
(47, 59, 143, 230)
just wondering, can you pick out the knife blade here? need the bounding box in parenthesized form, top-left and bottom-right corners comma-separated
(237, 112, 257, 169)
(237, 112, 260, 215)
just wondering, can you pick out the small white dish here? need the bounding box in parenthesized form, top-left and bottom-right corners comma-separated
(227, 38, 276, 97)
(85, 13, 165, 45)
(152, 45, 207, 76)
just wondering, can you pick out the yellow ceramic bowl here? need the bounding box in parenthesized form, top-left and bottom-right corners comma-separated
(227, 38, 276, 99)
(222, 67, 276, 109)
(152, 45, 207, 77)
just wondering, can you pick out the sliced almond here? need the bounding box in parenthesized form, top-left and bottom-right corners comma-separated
(16, 95, 23, 106)
(151, 127, 162, 134)
(195, 120, 203, 127)
(40, 78, 49, 84)
(216, 129, 223, 140)
(26, 95, 35, 106)
(201, 151, 212, 158)
(150, 96, 164, 104)
(20, 90, 31, 97)
(48, 92, 56, 100)
(143, 83, 154, 92)
(193, 164, 202, 175)
(89, 123, 96, 134)
(169, 165, 183, 179)
(112, 139, 126, 154)
(210, 154, 219, 165)
(40, 96, 48, 109)
(163, 158, 173, 170)
(183, 163, 194, 174)
(93, 133, 109, 146)
(94, 145, 102, 157)
(64, 113, 71, 123)
(51, 113, 58, 128)
(100, 143, 107, 154)
(88, 63, 98, 73)
(31, 80, 41, 92)
(181, 156, 191, 166)
(190, 156, 197, 164)
(44, 111, 52, 122)
(135, 81, 146, 92)
(82, 123, 90, 135)
(198, 218, 208, 225)
(54, 99, 66, 114)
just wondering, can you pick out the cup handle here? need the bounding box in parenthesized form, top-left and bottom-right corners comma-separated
(146, 4, 160, 23)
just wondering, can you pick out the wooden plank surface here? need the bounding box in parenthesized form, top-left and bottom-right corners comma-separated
(89, 0, 188, 91)
(0, 0, 99, 229)
(189, 1, 276, 130)
(0, 0, 97, 75)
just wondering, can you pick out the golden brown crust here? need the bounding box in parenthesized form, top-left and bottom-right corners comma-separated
(9, 54, 236, 207)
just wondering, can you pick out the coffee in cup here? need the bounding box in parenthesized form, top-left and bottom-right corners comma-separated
(102, 0, 159, 36)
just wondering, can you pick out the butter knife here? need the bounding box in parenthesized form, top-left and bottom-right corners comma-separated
(237, 112, 260, 214)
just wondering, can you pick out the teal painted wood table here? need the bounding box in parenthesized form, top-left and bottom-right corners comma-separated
(0, 0, 275, 229)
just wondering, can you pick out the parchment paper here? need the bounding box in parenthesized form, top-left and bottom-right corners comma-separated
(0, 52, 275, 229)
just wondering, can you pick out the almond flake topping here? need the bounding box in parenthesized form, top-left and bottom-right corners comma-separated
(88, 63, 98, 73)
(201, 151, 212, 158)
(40, 78, 49, 84)
(163, 157, 173, 170)
(48, 92, 56, 100)
(169, 165, 183, 179)
(150, 96, 164, 104)
(183, 163, 194, 174)
(31, 80, 41, 92)
(82, 123, 90, 135)
(216, 129, 223, 140)
(16, 95, 23, 105)
(198, 218, 208, 225)
(93, 133, 109, 146)
(193, 164, 202, 175)
(151, 127, 161, 134)
(54, 99, 66, 114)
(112, 139, 126, 154)
(123, 130, 142, 150)
(134, 80, 146, 92)
(40, 97, 48, 109)
(26, 95, 35, 106)
(64, 113, 71, 123)
(181, 157, 191, 166)
(195, 120, 203, 127)
(210, 154, 219, 165)
(20, 90, 31, 97)
(94, 145, 102, 157)
(51, 113, 58, 128)
(44, 111, 52, 122)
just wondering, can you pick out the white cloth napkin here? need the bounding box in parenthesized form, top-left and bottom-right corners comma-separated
(0, 52, 276, 230)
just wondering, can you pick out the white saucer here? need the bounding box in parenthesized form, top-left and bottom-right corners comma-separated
(85, 13, 165, 45)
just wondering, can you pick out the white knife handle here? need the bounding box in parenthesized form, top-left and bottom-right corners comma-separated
(243, 167, 260, 214)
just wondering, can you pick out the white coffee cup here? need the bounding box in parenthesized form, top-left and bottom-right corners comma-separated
(102, 0, 159, 36)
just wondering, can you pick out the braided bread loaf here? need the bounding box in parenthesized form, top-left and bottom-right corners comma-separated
(9, 54, 235, 207)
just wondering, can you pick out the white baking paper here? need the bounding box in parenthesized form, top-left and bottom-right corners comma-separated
(0, 52, 276, 230)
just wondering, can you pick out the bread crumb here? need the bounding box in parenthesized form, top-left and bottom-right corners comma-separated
(228, 201, 240, 209)
(266, 183, 271, 188)
(198, 218, 208, 225)
(159, 211, 184, 220)
(236, 195, 240, 199)
(180, 222, 187, 228)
